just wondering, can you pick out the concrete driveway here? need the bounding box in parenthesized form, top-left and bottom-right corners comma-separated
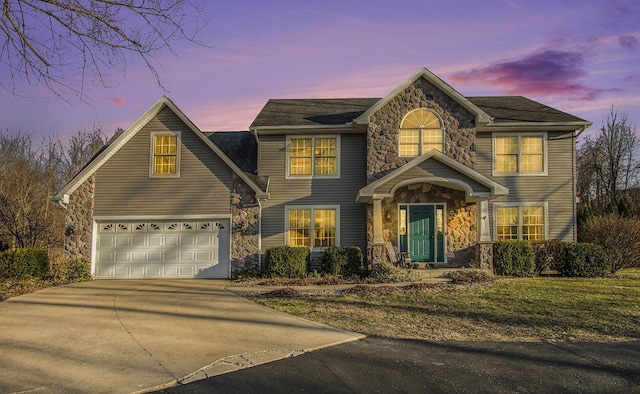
(0, 280, 364, 393)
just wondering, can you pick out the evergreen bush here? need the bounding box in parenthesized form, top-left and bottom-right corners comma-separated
(0, 248, 48, 279)
(561, 243, 608, 277)
(320, 246, 366, 277)
(264, 246, 309, 278)
(493, 241, 535, 277)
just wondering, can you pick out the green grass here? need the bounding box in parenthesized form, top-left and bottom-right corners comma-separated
(250, 274, 640, 342)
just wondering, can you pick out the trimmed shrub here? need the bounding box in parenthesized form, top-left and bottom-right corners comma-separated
(580, 214, 640, 273)
(493, 241, 535, 277)
(320, 246, 366, 277)
(53, 258, 92, 282)
(531, 240, 567, 275)
(0, 248, 48, 279)
(368, 262, 421, 283)
(561, 243, 608, 277)
(264, 246, 309, 278)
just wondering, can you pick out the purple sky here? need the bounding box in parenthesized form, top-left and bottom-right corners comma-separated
(1, 0, 639, 142)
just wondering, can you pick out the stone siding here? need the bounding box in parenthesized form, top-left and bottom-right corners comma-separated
(365, 77, 479, 267)
(370, 184, 477, 267)
(367, 78, 477, 183)
(231, 175, 260, 274)
(64, 176, 94, 261)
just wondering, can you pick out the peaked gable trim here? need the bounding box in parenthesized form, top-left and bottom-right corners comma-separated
(54, 96, 268, 203)
(357, 150, 508, 203)
(355, 67, 493, 127)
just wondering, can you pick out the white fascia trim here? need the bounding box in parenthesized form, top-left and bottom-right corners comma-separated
(357, 150, 508, 201)
(478, 121, 592, 132)
(53, 96, 169, 201)
(93, 214, 233, 221)
(251, 125, 357, 135)
(355, 67, 492, 126)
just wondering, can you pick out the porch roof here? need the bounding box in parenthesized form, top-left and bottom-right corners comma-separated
(356, 150, 509, 203)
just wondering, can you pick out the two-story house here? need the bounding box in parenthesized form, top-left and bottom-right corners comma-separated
(53, 68, 591, 279)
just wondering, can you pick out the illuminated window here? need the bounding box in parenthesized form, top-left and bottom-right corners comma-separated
(494, 135, 545, 174)
(288, 136, 338, 177)
(287, 207, 338, 248)
(496, 204, 545, 241)
(399, 108, 443, 157)
(151, 132, 180, 176)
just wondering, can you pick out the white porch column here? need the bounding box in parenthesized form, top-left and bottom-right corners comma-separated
(477, 199, 491, 242)
(373, 197, 384, 245)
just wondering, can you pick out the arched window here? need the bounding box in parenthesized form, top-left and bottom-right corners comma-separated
(398, 108, 443, 157)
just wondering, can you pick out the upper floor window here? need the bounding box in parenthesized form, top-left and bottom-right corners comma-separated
(494, 134, 546, 175)
(399, 108, 444, 157)
(287, 136, 339, 178)
(150, 132, 180, 177)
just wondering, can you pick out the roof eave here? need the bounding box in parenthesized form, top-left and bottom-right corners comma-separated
(478, 121, 593, 132)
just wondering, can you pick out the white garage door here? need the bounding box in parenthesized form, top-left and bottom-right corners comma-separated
(95, 219, 230, 279)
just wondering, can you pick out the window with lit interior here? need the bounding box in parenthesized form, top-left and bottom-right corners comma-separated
(287, 207, 337, 248)
(399, 108, 443, 157)
(496, 205, 545, 241)
(494, 135, 545, 174)
(151, 132, 180, 176)
(288, 136, 338, 177)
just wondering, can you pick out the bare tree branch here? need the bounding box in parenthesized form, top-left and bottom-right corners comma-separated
(0, 0, 206, 99)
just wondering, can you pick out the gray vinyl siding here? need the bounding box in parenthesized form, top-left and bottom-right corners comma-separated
(258, 133, 367, 254)
(94, 108, 234, 217)
(476, 131, 576, 241)
(374, 159, 490, 195)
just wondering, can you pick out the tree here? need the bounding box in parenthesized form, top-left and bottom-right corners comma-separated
(577, 107, 639, 213)
(0, 128, 110, 248)
(1, 0, 205, 98)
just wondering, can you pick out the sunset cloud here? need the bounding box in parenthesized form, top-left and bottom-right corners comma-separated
(110, 97, 125, 106)
(618, 35, 639, 50)
(450, 50, 609, 101)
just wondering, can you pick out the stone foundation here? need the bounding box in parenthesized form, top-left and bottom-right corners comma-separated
(475, 242, 494, 271)
(64, 176, 94, 261)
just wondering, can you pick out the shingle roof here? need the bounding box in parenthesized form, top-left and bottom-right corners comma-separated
(250, 96, 588, 128)
(207, 131, 257, 173)
(467, 96, 588, 123)
(207, 131, 269, 193)
(250, 98, 380, 128)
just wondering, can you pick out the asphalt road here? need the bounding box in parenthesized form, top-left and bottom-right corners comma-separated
(158, 337, 640, 394)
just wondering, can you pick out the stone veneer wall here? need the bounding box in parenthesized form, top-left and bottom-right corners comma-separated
(365, 78, 479, 266)
(368, 184, 477, 267)
(64, 176, 94, 261)
(230, 175, 260, 274)
(367, 78, 477, 183)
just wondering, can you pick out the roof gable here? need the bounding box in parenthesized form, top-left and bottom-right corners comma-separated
(355, 67, 492, 127)
(54, 97, 268, 202)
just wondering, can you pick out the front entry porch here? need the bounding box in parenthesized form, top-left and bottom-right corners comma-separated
(357, 150, 509, 269)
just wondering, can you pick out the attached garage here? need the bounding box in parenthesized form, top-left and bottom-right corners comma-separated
(94, 219, 231, 279)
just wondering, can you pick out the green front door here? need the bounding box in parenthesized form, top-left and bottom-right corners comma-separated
(409, 205, 435, 262)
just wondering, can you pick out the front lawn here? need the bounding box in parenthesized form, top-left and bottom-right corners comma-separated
(248, 271, 640, 342)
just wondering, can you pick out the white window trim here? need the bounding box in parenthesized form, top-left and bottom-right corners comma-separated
(284, 205, 340, 250)
(286, 135, 341, 179)
(493, 202, 548, 241)
(492, 132, 548, 176)
(398, 108, 445, 158)
(149, 131, 181, 178)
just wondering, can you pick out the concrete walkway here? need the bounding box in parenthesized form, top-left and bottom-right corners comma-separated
(0, 280, 364, 393)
